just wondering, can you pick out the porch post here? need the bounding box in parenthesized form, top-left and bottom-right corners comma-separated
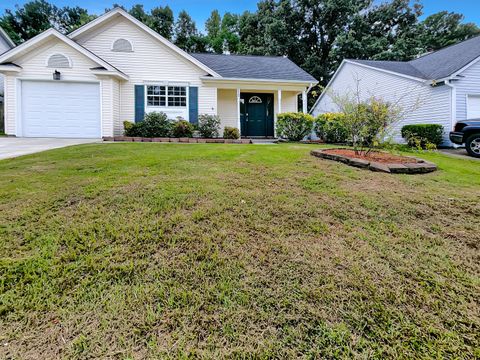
(276, 89, 282, 138)
(277, 89, 282, 114)
(236, 88, 241, 133)
(302, 90, 307, 113)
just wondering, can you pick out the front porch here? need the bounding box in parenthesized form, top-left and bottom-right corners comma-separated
(201, 78, 312, 138)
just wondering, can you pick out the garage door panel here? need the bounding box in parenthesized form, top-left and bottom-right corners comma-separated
(467, 95, 480, 119)
(21, 81, 101, 138)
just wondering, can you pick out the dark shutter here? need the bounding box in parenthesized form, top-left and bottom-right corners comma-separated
(134, 85, 145, 122)
(189, 86, 198, 124)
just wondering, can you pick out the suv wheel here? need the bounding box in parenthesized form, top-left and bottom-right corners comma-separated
(466, 133, 480, 158)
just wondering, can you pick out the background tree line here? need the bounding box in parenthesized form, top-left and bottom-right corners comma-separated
(1, 0, 479, 103)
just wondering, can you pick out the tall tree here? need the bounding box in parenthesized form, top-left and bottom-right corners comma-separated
(174, 10, 206, 52)
(128, 4, 150, 24)
(221, 13, 240, 53)
(0, 0, 92, 43)
(150, 5, 174, 40)
(417, 11, 480, 51)
(206, 10, 223, 53)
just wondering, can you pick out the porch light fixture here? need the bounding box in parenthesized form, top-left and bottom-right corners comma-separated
(53, 70, 61, 80)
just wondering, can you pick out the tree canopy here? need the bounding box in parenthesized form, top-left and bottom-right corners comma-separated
(1, 0, 479, 102)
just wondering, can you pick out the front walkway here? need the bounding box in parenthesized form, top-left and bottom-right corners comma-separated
(0, 137, 100, 160)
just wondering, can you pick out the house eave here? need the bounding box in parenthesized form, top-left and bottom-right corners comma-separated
(200, 76, 317, 86)
(0, 64, 22, 73)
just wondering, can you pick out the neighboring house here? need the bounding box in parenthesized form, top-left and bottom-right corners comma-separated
(0, 27, 15, 131)
(311, 35, 480, 146)
(0, 8, 317, 139)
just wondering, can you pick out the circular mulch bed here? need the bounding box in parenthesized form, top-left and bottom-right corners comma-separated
(311, 148, 437, 174)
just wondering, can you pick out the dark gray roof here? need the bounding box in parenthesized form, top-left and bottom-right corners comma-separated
(347, 59, 427, 79)
(189, 53, 317, 82)
(348, 35, 480, 80)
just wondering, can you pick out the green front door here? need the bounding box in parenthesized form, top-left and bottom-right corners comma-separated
(241, 93, 274, 137)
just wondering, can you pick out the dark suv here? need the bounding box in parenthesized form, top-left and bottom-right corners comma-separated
(450, 120, 480, 158)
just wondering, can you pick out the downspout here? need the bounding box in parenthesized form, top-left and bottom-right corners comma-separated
(444, 79, 457, 147)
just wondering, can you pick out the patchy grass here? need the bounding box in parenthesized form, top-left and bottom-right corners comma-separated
(0, 143, 479, 359)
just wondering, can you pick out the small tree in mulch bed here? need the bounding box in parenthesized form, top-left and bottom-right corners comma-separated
(329, 80, 422, 155)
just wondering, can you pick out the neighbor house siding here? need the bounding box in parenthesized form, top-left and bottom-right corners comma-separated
(454, 60, 480, 122)
(2, 38, 103, 136)
(312, 62, 452, 145)
(76, 17, 217, 122)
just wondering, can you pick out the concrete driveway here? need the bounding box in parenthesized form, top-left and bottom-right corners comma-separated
(439, 148, 480, 161)
(0, 137, 101, 160)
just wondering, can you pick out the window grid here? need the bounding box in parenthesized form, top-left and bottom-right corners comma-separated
(147, 85, 187, 108)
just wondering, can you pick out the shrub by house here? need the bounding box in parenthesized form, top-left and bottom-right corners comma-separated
(276, 112, 314, 141)
(401, 124, 444, 149)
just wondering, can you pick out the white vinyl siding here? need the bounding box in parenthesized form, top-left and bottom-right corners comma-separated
(312, 62, 452, 145)
(76, 18, 217, 122)
(112, 79, 121, 135)
(4, 75, 15, 134)
(454, 60, 480, 122)
(2, 38, 108, 136)
(217, 89, 238, 131)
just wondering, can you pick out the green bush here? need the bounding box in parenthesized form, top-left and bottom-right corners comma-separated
(123, 121, 134, 134)
(276, 112, 314, 141)
(223, 127, 240, 139)
(198, 114, 221, 138)
(401, 124, 444, 149)
(172, 119, 194, 138)
(314, 113, 349, 143)
(124, 112, 172, 137)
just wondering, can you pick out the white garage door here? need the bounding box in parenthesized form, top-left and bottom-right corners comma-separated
(467, 95, 480, 119)
(21, 81, 101, 138)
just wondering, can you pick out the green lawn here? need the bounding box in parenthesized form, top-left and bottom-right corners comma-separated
(0, 143, 479, 359)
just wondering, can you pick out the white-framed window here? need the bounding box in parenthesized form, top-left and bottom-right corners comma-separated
(112, 38, 133, 52)
(146, 85, 187, 108)
(47, 53, 71, 68)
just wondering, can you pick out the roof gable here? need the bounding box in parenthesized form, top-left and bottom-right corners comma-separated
(0, 28, 128, 79)
(190, 53, 317, 83)
(69, 7, 220, 77)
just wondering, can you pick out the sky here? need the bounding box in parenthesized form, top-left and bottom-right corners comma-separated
(1, 0, 479, 32)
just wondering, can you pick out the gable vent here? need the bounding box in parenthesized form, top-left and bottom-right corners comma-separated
(112, 38, 133, 52)
(47, 53, 71, 68)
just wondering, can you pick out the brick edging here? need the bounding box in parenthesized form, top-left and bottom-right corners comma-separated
(310, 149, 437, 174)
(103, 136, 252, 144)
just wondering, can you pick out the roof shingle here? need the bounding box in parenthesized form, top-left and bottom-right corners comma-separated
(348, 35, 480, 81)
(189, 53, 317, 83)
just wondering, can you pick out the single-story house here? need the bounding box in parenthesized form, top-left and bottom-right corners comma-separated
(311, 35, 480, 146)
(0, 27, 15, 126)
(0, 7, 317, 139)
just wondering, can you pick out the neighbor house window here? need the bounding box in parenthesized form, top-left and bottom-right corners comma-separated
(146, 85, 187, 107)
